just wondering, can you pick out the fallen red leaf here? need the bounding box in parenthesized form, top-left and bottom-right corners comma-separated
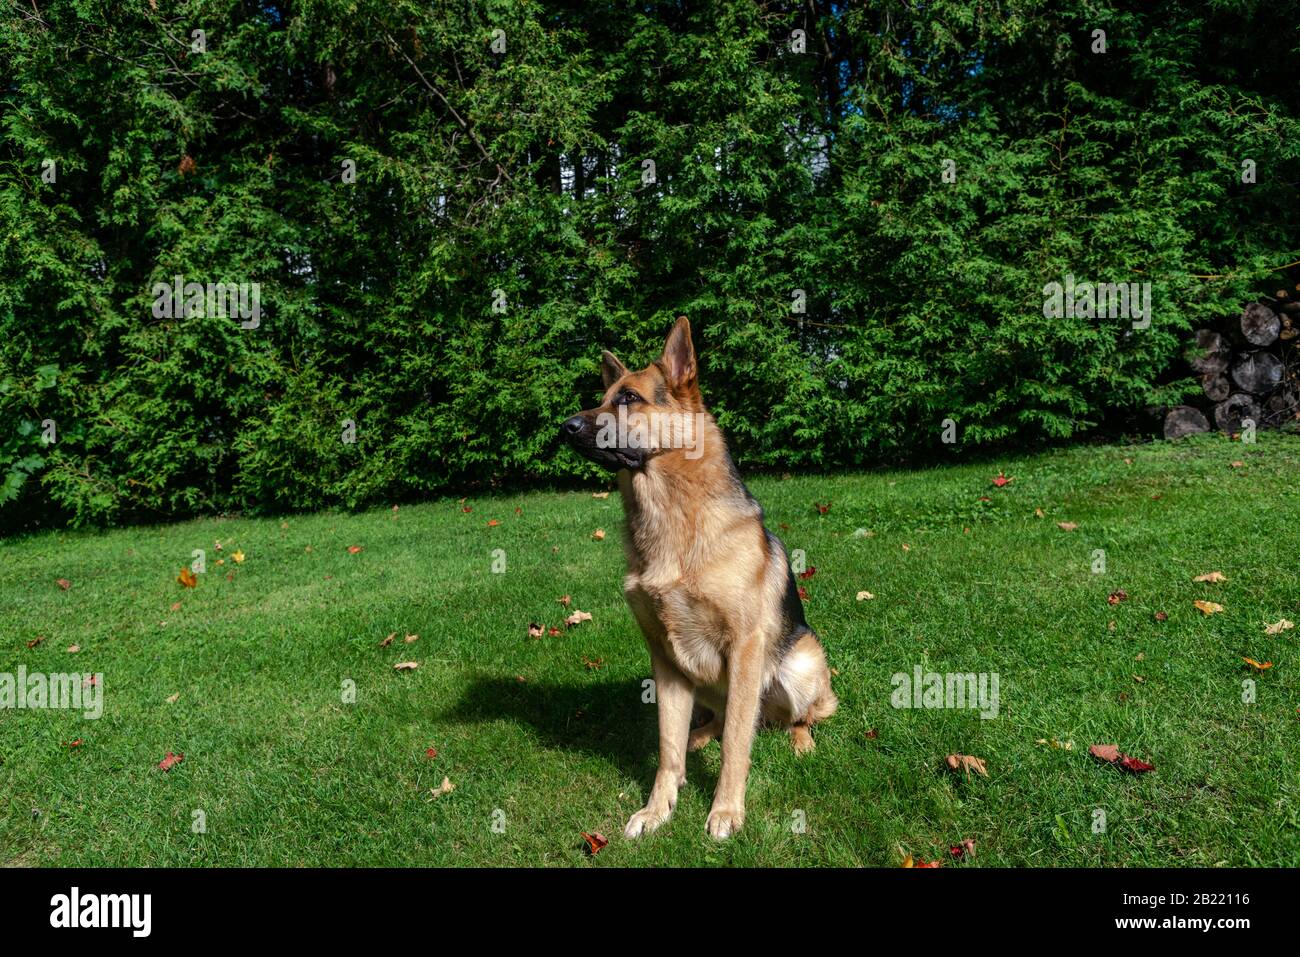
(814, 502, 831, 514)
(992, 473, 1012, 487)
(177, 567, 197, 588)
(158, 752, 184, 771)
(1089, 743, 1154, 774)
(949, 838, 976, 858)
(798, 566, 816, 580)
(347, 545, 363, 554)
(797, 585, 810, 601)
(581, 831, 609, 855)
(1118, 754, 1155, 773)
(56, 578, 71, 590)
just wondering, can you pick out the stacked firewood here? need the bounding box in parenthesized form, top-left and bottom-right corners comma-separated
(1165, 291, 1300, 439)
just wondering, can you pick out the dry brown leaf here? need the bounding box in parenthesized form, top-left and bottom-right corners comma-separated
(166, 693, 180, 704)
(1193, 600, 1224, 616)
(1057, 521, 1078, 531)
(393, 661, 419, 671)
(591, 491, 610, 499)
(379, 632, 396, 647)
(1264, 619, 1294, 635)
(592, 528, 606, 541)
(944, 753, 987, 778)
(1193, 571, 1226, 583)
(527, 623, 544, 639)
(557, 595, 571, 606)
(565, 609, 593, 627)
(856, 590, 875, 601)
(429, 776, 455, 799)
(404, 634, 419, 644)
(66, 644, 80, 653)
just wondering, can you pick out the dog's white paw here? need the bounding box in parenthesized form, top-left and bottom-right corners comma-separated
(624, 804, 672, 838)
(705, 807, 744, 840)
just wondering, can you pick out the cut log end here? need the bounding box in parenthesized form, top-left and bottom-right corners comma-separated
(1200, 372, 1231, 402)
(1163, 405, 1210, 440)
(1229, 350, 1283, 395)
(1214, 393, 1262, 433)
(1241, 303, 1281, 347)
(1186, 329, 1230, 374)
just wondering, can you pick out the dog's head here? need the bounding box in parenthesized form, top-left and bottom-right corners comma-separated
(561, 316, 704, 471)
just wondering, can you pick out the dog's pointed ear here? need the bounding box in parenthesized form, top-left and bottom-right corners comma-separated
(659, 316, 696, 390)
(600, 350, 629, 388)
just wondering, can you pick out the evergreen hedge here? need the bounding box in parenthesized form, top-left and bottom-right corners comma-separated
(2, 1, 1298, 528)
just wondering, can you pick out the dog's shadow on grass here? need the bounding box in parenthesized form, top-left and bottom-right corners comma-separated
(442, 676, 718, 796)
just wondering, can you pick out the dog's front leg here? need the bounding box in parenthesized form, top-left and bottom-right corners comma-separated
(624, 647, 693, 838)
(707, 636, 764, 839)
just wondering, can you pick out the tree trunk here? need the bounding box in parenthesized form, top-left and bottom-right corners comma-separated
(1229, 350, 1283, 394)
(1214, 393, 1261, 432)
(1240, 303, 1280, 346)
(1163, 405, 1210, 440)
(1185, 329, 1230, 374)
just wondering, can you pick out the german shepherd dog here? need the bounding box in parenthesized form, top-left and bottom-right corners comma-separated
(560, 317, 837, 839)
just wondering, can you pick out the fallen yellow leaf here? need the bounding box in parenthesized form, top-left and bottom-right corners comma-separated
(1193, 600, 1224, 615)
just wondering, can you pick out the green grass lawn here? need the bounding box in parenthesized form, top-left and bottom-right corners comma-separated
(3, 433, 1299, 867)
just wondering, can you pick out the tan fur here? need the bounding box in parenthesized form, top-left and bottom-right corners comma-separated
(567, 317, 837, 840)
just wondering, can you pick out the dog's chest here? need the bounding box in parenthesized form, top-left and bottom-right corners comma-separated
(627, 573, 728, 687)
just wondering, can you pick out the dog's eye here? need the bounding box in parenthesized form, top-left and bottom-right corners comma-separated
(617, 391, 642, 405)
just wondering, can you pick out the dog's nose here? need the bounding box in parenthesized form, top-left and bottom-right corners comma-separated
(562, 415, 585, 437)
